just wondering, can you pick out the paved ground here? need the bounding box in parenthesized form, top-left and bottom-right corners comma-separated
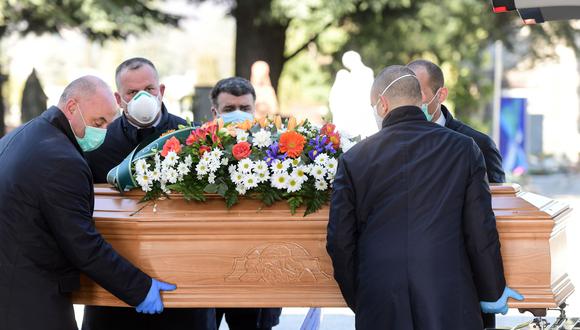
(73, 173, 580, 329)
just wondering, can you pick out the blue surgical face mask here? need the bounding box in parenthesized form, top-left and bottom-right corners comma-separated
(72, 105, 107, 152)
(220, 109, 254, 124)
(421, 88, 441, 122)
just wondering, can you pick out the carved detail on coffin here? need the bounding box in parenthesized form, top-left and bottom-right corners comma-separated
(225, 242, 332, 285)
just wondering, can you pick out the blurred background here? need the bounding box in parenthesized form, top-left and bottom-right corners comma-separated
(3, 0, 580, 328)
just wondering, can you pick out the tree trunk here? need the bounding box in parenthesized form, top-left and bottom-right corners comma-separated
(232, 0, 288, 91)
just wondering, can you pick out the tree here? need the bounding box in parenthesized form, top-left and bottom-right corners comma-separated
(0, 0, 181, 136)
(194, 0, 579, 125)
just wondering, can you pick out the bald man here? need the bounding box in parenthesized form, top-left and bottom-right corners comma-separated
(0, 76, 174, 330)
(327, 66, 512, 329)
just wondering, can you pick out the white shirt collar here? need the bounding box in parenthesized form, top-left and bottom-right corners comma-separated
(434, 108, 446, 126)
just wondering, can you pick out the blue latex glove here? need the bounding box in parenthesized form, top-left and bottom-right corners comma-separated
(480, 286, 524, 315)
(135, 279, 177, 314)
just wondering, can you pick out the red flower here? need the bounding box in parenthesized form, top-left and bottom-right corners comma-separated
(161, 136, 182, 157)
(232, 142, 252, 160)
(321, 123, 336, 136)
(199, 145, 211, 156)
(321, 123, 340, 149)
(279, 131, 306, 158)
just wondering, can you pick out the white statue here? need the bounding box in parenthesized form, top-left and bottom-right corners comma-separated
(329, 51, 379, 138)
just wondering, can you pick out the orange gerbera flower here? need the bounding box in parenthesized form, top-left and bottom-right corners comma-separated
(279, 131, 306, 158)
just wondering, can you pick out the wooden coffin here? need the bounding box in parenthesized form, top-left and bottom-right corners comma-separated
(72, 184, 573, 308)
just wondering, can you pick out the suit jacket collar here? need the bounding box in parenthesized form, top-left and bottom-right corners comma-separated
(441, 105, 460, 130)
(120, 103, 172, 140)
(41, 106, 84, 155)
(382, 105, 426, 128)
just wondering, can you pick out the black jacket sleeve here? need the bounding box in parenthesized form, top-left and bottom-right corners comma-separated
(462, 141, 506, 302)
(327, 156, 358, 310)
(40, 157, 151, 306)
(481, 139, 506, 184)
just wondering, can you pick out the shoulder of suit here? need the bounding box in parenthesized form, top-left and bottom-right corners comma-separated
(450, 120, 494, 150)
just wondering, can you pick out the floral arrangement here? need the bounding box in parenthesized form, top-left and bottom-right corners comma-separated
(132, 117, 357, 216)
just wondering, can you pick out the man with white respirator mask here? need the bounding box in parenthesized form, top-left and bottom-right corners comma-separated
(83, 58, 215, 330)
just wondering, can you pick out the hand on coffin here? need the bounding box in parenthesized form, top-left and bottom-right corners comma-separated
(135, 279, 177, 314)
(480, 286, 524, 315)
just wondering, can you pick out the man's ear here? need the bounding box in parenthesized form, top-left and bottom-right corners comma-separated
(114, 92, 123, 108)
(439, 87, 449, 104)
(159, 83, 166, 97)
(62, 98, 77, 121)
(211, 107, 218, 119)
(378, 95, 389, 118)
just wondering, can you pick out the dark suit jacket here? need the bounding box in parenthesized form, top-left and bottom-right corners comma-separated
(85, 104, 187, 184)
(441, 105, 505, 183)
(0, 107, 150, 330)
(327, 106, 506, 330)
(83, 106, 217, 330)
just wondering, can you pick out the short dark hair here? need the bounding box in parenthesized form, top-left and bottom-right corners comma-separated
(115, 57, 158, 88)
(407, 59, 444, 94)
(210, 77, 256, 107)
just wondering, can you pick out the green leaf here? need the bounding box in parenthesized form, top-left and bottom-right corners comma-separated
(204, 184, 218, 194)
(217, 183, 228, 197)
(225, 190, 239, 208)
(288, 196, 304, 215)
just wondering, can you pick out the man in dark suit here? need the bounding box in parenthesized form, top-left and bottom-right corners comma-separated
(85, 57, 188, 183)
(0, 76, 175, 330)
(83, 58, 215, 330)
(327, 65, 522, 330)
(210, 77, 282, 330)
(408, 59, 505, 183)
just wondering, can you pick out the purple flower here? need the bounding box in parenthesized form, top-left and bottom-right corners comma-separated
(308, 135, 336, 160)
(264, 142, 287, 165)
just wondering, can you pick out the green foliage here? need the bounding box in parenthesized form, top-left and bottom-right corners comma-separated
(0, 0, 180, 39)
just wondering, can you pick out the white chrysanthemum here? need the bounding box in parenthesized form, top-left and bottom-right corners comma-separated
(296, 126, 307, 134)
(177, 162, 190, 176)
(311, 165, 326, 180)
(210, 148, 223, 159)
(253, 129, 272, 148)
(238, 158, 253, 173)
(271, 159, 288, 173)
(208, 173, 216, 184)
(149, 169, 161, 181)
(183, 155, 193, 167)
(160, 181, 170, 194)
(136, 173, 152, 189)
(236, 185, 247, 195)
(207, 159, 221, 173)
(164, 151, 179, 166)
(164, 168, 179, 184)
(256, 171, 271, 183)
(326, 158, 338, 175)
(196, 160, 210, 176)
(271, 173, 289, 189)
(253, 160, 269, 174)
(315, 179, 328, 191)
(231, 171, 244, 185)
(228, 164, 237, 175)
(221, 157, 229, 166)
(286, 176, 302, 193)
(236, 130, 249, 143)
(243, 174, 259, 189)
(135, 159, 149, 175)
(290, 158, 301, 167)
(291, 167, 308, 183)
(314, 153, 330, 166)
